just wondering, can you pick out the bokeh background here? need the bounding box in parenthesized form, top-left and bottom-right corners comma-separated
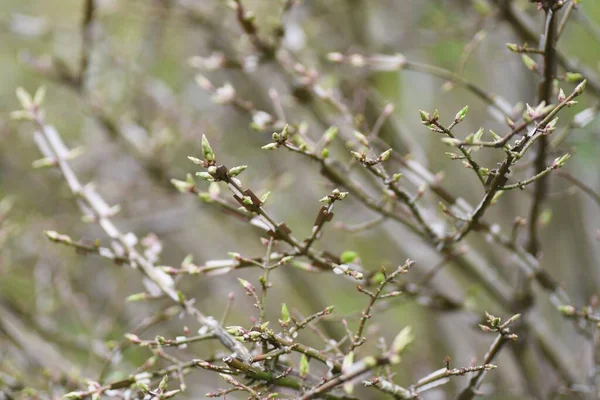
(1, 0, 600, 399)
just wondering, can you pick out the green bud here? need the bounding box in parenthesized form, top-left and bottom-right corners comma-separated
(489, 130, 501, 141)
(126, 292, 148, 302)
(124, 333, 141, 343)
(32, 157, 56, 169)
(198, 192, 212, 203)
(545, 117, 558, 132)
(340, 250, 359, 264)
(552, 153, 571, 168)
(171, 178, 193, 193)
(323, 126, 339, 143)
(491, 190, 504, 205)
(228, 165, 247, 177)
(33, 86, 46, 105)
(280, 124, 289, 141)
(473, 127, 484, 141)
(454, 105, 468, 123)
(260, 191, 271, 204)
(238, 278, 254, 292)
(379, 148, 392, 162)
(64, 392, 84, 400)
(342, 351, 354, 373)
(261, 143, 279, 150)
(335, 190, 348, 200)
(136, 382, 150, 392)
(319, 195, 332, 204)
(159, 375, 169, 392)
(521, 54, 538, 71)
(574, 79, 587, 95)
(226, 326, 245, 335)
(350, 151, 363, 161)
(353, 131, 369, 147)
(188, 156, 203, 165)
(242, 196, 253, 206)
(195, 172, 214, 181)
(558, 305, 576, 316)
(299, 354, 310, 378)
(565, 72, 584, 83)
(281, 303, 290, 325)
(201, 135, 215, 162)
(16, 87, 33, 110)
(441, 138, 461, 146)
(364, 355, 379, 367)
(391, 326, 413, 354)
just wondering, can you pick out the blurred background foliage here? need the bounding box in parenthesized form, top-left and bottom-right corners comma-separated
(1, 0, 600, 399)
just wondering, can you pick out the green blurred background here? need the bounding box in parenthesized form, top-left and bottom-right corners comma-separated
(1, 1, 600, 399)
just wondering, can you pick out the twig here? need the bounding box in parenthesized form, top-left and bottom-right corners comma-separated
(455, 313, 520, 400)
(18, 92, 251, 363)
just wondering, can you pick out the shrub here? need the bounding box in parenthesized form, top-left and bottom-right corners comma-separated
(3, 1, 600, 399)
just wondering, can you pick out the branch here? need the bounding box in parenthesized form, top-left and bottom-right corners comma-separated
(15, 89, 251, 363)
(526, 4, 558, 256)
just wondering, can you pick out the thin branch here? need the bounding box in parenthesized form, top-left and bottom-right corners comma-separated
(455, 314, 520, 400)
(21, 98, 251, 363)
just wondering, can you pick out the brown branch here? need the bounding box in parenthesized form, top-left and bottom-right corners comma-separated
(526, 5, 558, 257)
